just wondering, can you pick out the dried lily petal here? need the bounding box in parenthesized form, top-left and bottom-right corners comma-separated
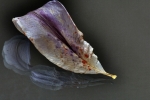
(12, 0, 117, 79)
(2, 35, 112, 90)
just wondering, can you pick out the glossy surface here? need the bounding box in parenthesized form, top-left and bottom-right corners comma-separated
(1, 0, 150, 100)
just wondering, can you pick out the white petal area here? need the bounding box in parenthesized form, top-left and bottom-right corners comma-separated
(12, 15, 98, 74)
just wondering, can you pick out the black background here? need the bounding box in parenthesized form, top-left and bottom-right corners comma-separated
(1, 0, 150, 100)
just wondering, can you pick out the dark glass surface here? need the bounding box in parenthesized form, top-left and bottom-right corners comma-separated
(0, 0, 150, 100)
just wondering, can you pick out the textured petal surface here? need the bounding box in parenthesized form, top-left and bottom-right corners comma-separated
(12, 0, 116, 79)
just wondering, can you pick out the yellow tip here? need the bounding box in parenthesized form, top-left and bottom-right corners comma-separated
(104, 73, 117, 79)
(111, 75, 117, 79)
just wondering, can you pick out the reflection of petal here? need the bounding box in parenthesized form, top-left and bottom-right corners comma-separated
(30, 65, 112, 90)
(2, 35, 31, 75)
(30, 65, 64, 90)
(2, 35, 112, 90)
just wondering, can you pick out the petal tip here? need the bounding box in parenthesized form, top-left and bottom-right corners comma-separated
(111, 75, 117, 79)
(104, 73, 117, 79)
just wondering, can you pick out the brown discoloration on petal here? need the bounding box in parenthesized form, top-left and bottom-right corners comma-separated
(88, 66, 91, 71)
(79, 48, 83, 54)
(29, 38, 33, 42)
(82, 60, 87, 65)
(84, 54, 89, 58)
